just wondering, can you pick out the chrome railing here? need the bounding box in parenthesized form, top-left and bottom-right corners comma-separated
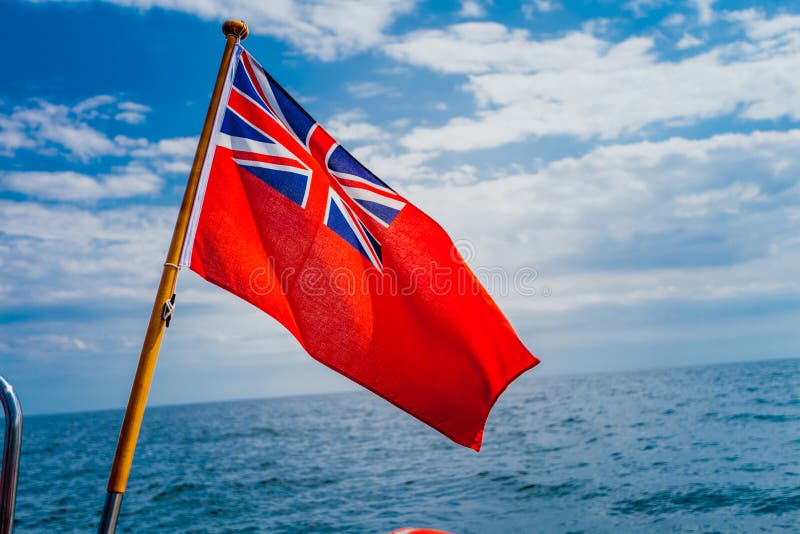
(0, 376, 21, 534)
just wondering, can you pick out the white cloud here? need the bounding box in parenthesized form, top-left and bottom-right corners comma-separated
(530, 0, 560, 14)
(676, 32, 703, 49)
(0, 92, 197, 204)
(724, 9, 800, 40)
(438, 163, 480, 185)
(115, 101, 151, 124)
(1, 164, 162, 202)
(131, 135, 198, 174)
(0, 95, 195, 203)
(692, 0, 715, 25)
(114, 112, 143, 124)
(537, 0, 559, 11)
(325, 110, 388, 142)
(117, 101, 150, 113)
(351, 142, 438, 183)
(0, 96, 150, 159)
(73, 94, 116, 116)
(386, 16, 800, 152)
(662, 13, 685, 27)
(385, 23, 607, 74)
(674, 182, 761, 218)
(522, 4, 535, 21)
(404, 130, 800, 313)
(134, 136, 197, 157)
(21, 335, 93, 352)
(5, 99, 120, 160)
(625, 0, 665, 18)
(34, 0, 417, 61)
(581, 18, 612, 36)
(0, 115, 35, 154)
(346, 81, 393, 99)
(459, 0, 486, 18)
(0, 200, 174, 306)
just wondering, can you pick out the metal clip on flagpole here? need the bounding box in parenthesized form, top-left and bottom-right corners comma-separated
(98, 20, 248, 534)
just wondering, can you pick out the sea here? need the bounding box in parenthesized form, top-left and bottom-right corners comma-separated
(4, 357, 799, 533)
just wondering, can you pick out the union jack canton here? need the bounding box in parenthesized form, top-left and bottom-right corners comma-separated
(184, 46, 406, 270)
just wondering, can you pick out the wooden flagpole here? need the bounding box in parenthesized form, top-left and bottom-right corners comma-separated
(98, 20, 248, 534)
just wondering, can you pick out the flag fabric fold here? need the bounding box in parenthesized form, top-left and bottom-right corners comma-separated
(180, 45, 538, 450)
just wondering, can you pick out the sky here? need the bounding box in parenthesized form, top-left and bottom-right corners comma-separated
(1, 0, 798, 415)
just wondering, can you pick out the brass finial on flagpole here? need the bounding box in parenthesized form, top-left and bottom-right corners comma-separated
(98, 20, 247, 534)
(222, 19, 249, 41)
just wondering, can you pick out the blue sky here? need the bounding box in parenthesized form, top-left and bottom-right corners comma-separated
(1, 0, 798, 414)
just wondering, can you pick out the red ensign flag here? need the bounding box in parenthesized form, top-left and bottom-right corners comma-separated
(180, 45, 538, 450)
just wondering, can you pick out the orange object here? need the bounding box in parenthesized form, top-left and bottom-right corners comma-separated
(390, 529, 454, 534)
